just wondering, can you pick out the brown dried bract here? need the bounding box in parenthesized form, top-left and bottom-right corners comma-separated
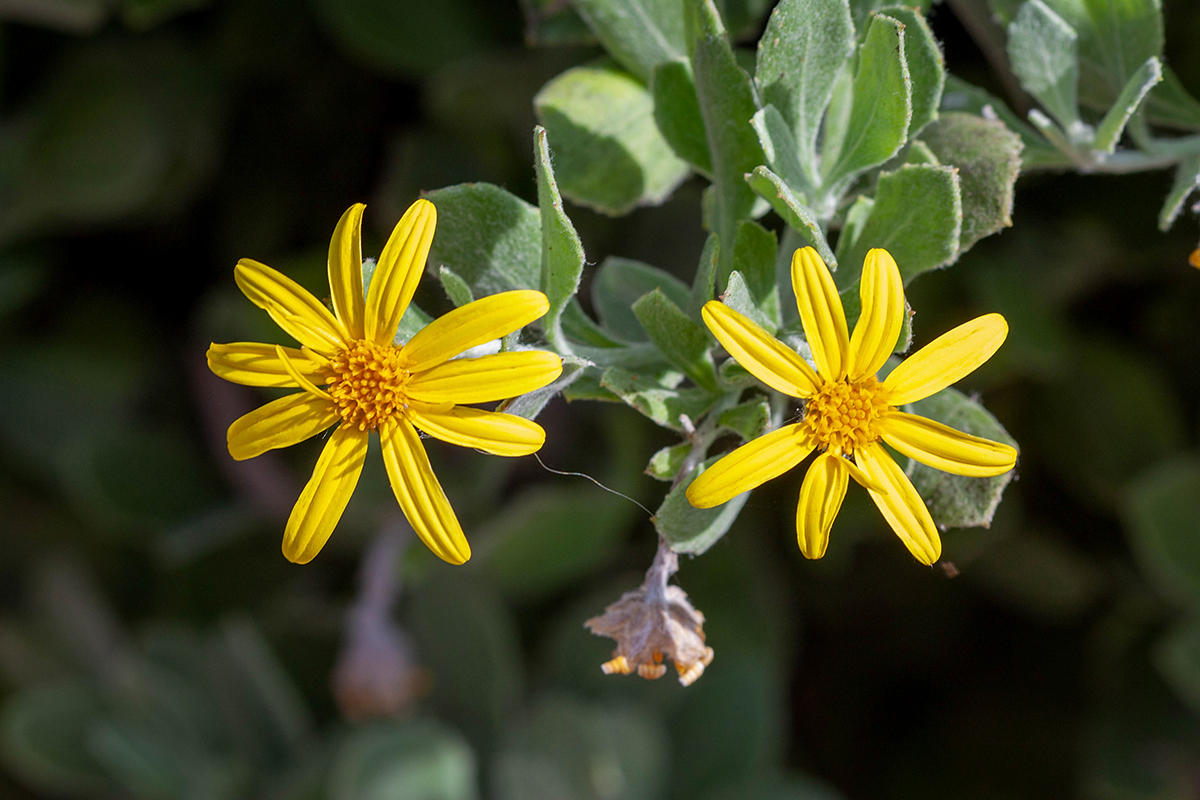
(585, 543, 714, 687)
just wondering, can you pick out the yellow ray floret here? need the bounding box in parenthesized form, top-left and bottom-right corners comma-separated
(687, 247, 1017, 566)
(207, 200, 563, 564)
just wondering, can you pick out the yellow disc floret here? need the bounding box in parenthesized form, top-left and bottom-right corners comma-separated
(325, 339, 410, 431)
(802, 376, 891, 455)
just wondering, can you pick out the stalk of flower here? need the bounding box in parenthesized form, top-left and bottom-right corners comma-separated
(206, 199, 563, 565)
(686, 247, 1018, 565)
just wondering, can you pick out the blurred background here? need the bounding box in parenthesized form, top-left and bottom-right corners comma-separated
(1, 0, 1200, 798)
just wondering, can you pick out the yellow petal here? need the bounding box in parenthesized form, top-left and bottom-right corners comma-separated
(207, 342, 327, 388)
(686, 423, 815, 509)
(856, 443, 941, 565)
(381, 419, 470, 565)
(847, 248, 905, 380)
(883, 313, 1009, 405)
(701, 301, 819, 398)
(878, 411, 1017, 477)
(401, 290, 549, 372)
(234, 259, 347, 354)
(406, 351, 563, 405)
(791, 247, 849, 381)
(226, 393, 340, 461)
(282, 424, 368, 564)
(365, 198, 437, 345)
(407, 405, 546, 457)
(796, 453, 849, 560)
(328, 203, 366, 339)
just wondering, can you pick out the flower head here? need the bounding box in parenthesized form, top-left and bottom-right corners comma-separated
(686, 247, 1017, 565)
(207, 200, 563, 564)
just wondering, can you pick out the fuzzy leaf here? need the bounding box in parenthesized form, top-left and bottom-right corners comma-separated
(881, 5, 944, 137)
(717, 397, 771, 442)
(1158, 154, 1200, 232)
(1007, 0, 1082, 130)
(601, 366, 716, 430)
(1145, 65, 1200, 131)
(593, 257, 691, 343)
(425, 183, 542, 296)
(732, 220, 780, 328)
(745, 166, 836, 268)
(532, 126, 585, 347)
(939, 75, 1070, 170)
(722, 271, 777, 335)
(652, 59, 712, 174)
(646, 442, 692, 480)
(631, 289, 719, 392)
(658, 457, 752, 554)
(571, 0, 686, 82)
(751, 105, 813, 201)
(438, 266, 474, 308)
(1092, 56, 1162, 153)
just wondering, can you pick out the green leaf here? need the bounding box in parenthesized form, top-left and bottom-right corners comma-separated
(651, 59, 712, 175)
(939, 75, 1070, 169)
(479, 486, 632, 600)
(823, 14, 911, 191)
(328, 720, 477, 800)
(1006, 0, 1082, 130)
(1155, 620, 1200, 718)
(657, 457, 752, 554)
(1125, 457, 1200, 611)
(646, 442, 692, 481)
(733, 220, 780, 328)
(919, 112, 1022, 251)
(880, 5, 944, 138)
(717, 397, 771, 442)
(690, 232, 721, 317)
(438, 265, 474, 308)
(847, 0, 931, 28)
(702, 773, 847, 800)
(520, 0, 596, 46)
(966, 535, 1106, 623)
(1158, 154, 1200, 232)
(571, 0, 687, 82)
(0, 681, 114, 795)
(632, 289, 719, 392)
(534, 62, 690, 216)
(532, 126, 585, 348)
(835, 163, 961, 289)
(904, 388, 1017, 530)
(745, 167, 837, 267)
(755, 0, 855, 183)
(751, 105, 814, 201)
(425, 183, 542, 296)
(601, 366, 716, 431)
(1092, 56, 1162, 153)
(592, 257, 691, 344)
(1145, 65, 1200, 131)
(722, 271, 777, 335)
(499, 357, 590, 421)
(691, 0, 766, 288)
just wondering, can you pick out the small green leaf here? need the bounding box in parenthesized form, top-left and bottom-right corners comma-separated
(919, 112, 1022, 251)
(0, 681, 114, 795)
(632, 289, 719, 392)
(328, 720, 477, 800)
(657, 457, 752, 554)
(718, 397, 771, 442)
(823, 14, 912, 191)
(534, 62, 690, 216)
(751, 105, 814, 201)
(755, 0, 855, 182)
(438, 265, 474, 308)
(1092, 56, 1162, 153)
(601, 366, 715, 430)
(880, 5, 945, 137)
(425, 183, 542, 296)
(847, 0, 930, 28)
(722, 271, 776, 334)
(1007, 0, 1082, 130)
(904, 139, 940, 165)
(571, 0, 687, 82)
(835, 163, 962, 289)
(651, 59, 712, 174)
(733, 220, 780, 327)
(646, 442, 692, 480)
(939, 75, 1070, 169)
(689, 232, 721, 316)
(1145, 65, 1200, 131)
(1158, 154, 1200, 231)
(905, 387, 1017, 530)
(1125, 457, 1200, 611)
(532, 126, 585, 348)
(592, 257, 691, 344)
(745, 167, 837, 268)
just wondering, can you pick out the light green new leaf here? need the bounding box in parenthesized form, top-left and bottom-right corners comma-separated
(1092, 56, 1162, 153)
(658, 457, 752, 554)
(437, 265, 474, 308)
(535, 62, 689, 216)
(652, 59, 713, 174)
(592, 257, 691, 343)
(835, 163, 961, 289)
(1158, 154, 1200, 232)
(919, 112, 1022, 251)
(905, 387, 1018, 530)
(424, 183, 542, 295)
(570, 0, 686, 82)
(823, 14, 912, 191)
(632, 289, 719, 392)
(532, 126, 585, 347)
(755, 0, 855, 182)
(881, 5, 944, 137)
(746, 166, 836, 267)
(1007, 0, 1081, 130)
(601, 366, 716, 430)
(1125, 457, 1200, 611)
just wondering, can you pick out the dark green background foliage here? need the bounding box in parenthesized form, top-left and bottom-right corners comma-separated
(1, 0, 1200, 798)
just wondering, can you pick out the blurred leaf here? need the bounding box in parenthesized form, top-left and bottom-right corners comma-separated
(535, 61, 689, 216)
(0, 0, 107, 33)
(533, 126, 585, 345)
(520, 0, 595, 45)
(651, 59, 712, 174)
(0, 249, 48, 321)
(881, 5, 944, 138)
(745, 167, 836, 268)
(631, 289, 719, 392)
(967, 534, 1107, 623)
(425, 183, 542, 296)
(1155, 619, 1200, 719)
(0, 681, 113, 795)
(646, 442, 691, 481)
(1007, 0, 1082, 130)
(592, 257, 692, 344)
(657, 457, 751, 554)
(328, 719, 477, 800)
(1125, 457, 1200, 612)
(479, 486, 632, 600)
(717, 0, 774, 39)
(846, 0, 930, 28)
(120, 0, 208, 30)
(1092, 56, 1161, 153)
(499, 356, 589, 420)
(919, 112, 1022, 251)
(601, 366, 715, 431)
(570, 0, 686, 82)
(700, 772, 846, 800)
(1145, 65, 1200, 131)
(310, 0, 489, 77)
(717, 396, 771, 442)
(754, 0, 855, 183)
(905, 387, 1017, 530)
(1157, 154, 1200, 232)
(823, 14, 911, 191)
(493, 695, 668, 800)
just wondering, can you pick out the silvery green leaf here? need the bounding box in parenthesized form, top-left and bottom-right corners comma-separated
(438, 265, 474, 308)
(1007, 0, 1082, 130)
(328, 720, 477, 800)
(1158, 154, 1200, 231)
(745, 166, 837, 267)
(1092, 56, 1162, 154)
(592, 257, 691, 344)
(601, 366, 716, 430)
(532, 126, 585, 348)
(632, 289, 719, 392)
(499, 356, 589, 421)
(651, 59, 712, 175)
(880, 5, 944, 138)
(940, 74, 1071, 170)
(717, 396, 771, 442)
(1145, 65, 1200, 131)
(570, 0, 686, 82)
(732, 220, 780, 328)
(657, 457, 752, 554)
(646, 442, 691, 480)
(425, 183, 542, 296)
(750, 105, 813, 200)
(722, 270, 776, 334)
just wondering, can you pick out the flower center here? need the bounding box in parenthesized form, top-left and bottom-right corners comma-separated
(801, 376, 891, 455)
(325, 339, 410, 431)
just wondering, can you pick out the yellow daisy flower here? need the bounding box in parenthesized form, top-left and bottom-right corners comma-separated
(207, 199, 563, 565)
(686, 247, 1017, 565)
